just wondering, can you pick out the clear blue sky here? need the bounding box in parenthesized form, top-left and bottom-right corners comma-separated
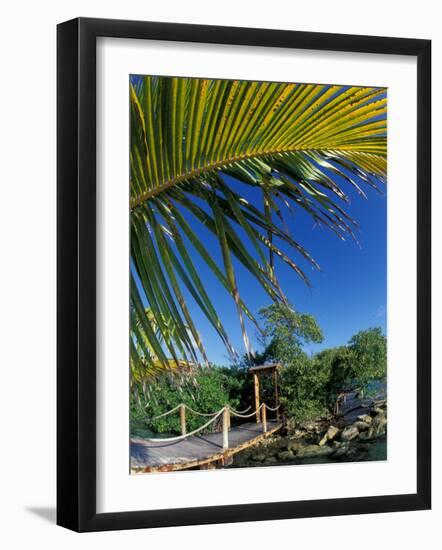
(156, 173, 387, 365)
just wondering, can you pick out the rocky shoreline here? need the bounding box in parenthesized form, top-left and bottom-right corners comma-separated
(232, 399, 387, 467)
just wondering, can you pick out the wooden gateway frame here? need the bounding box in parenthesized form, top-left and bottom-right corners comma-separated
(249, 364, 281, 423)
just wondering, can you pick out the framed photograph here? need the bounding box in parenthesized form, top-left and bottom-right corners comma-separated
(57, 17, 431, 532)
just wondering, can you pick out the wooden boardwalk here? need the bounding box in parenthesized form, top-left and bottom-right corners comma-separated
(131, 421, 281, 473)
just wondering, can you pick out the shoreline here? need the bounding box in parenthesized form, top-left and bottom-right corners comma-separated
(231, 397, 387, 468)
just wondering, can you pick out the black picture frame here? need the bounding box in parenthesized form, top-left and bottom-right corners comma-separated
(57, 17, 431, 532)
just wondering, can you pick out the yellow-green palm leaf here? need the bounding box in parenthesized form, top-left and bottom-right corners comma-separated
(130, 75, 386, 379)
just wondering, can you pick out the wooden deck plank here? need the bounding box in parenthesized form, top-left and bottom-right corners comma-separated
(131, 421, 281, 473)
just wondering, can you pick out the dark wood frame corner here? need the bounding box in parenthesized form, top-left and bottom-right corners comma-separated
(57, 17, 431, 532)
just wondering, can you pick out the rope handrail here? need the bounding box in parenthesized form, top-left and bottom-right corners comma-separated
(144, 403, 223, 422)
(142, 407, 225, 443)
(184, 404, 221, 417)
(228, 405, 252, 415)
(141, 402, 281, 443)
(144, 402, 255, 423)
(144, 403, 182, 421)
(264, 403, 281, 412)
(229, 403, 265, 419)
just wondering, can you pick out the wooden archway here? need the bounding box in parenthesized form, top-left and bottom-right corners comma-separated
(248, 364, 281, 423)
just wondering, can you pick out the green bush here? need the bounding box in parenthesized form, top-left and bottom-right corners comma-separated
(279, 352, 329, 421)
(131, 366, 242, 436)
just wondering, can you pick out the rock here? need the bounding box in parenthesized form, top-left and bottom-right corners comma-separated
(332, 442, 350, 458)
(357, 414, 372, 425)
(299, 420, 323, 434)
(353, 420, 370, 432)
(277, 450, 294, 461)
(287, 439, 305, 453)
(260, 436, 286, 454)
(341, 425, 360, 441)
(296, 444, 333, 458)
(291, 429, 306, 439)
(368, 413, 387, 438)
(251, 453, 267, 462)
(319, 425, 340, 446)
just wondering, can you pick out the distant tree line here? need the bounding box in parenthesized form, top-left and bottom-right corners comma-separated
(131, 303, 387, 434)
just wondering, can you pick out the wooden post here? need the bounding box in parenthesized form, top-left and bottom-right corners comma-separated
(253, 373, 261, 423)
(179, 404, 186, 436)
(273, 368, 280, 422)
(261, 404, 267, 433)
(222, 407, 230, 450)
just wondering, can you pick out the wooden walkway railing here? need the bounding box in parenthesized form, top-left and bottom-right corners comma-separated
(143, 402, 281, 451)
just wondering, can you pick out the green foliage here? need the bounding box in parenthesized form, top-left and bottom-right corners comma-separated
(256, 303, 327, 421)
(258, 302, 324, 363)
(131, 366, 242, 435)
(311, 328, 387, 409)
(250, 304, 386, 422)
(314, 346, 356, 406)
(348, 327, 387, 386)
(131, 303, 387, 431)
(279, 352, 329, 421)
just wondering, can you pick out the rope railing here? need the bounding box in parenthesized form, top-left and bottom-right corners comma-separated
(228, 403, 264, 419)
(141, 402, 281, 448)
(183, 404, 222, 417)
(227, 405, 252, 415)
(264, 403, 281, 412)
(142, 408, 225, 443)
(144, 403, 182, 421)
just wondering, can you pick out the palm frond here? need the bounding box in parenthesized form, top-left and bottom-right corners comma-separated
(130, 76, 386, 379)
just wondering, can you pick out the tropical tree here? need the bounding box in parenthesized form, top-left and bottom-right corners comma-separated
(258, 302, 324, 364)
(348, 327, 387, 387)
(130, 76, 386, 380)
(131, 306, 195, 386)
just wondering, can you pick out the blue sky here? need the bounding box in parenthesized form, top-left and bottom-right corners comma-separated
(130, 76, 387, 366)
(154, 173, 387, 365)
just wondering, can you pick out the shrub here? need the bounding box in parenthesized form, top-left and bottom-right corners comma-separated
(131, 366, 242, 435)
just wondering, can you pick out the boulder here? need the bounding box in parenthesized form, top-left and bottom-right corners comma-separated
(353, 420, 371, 432)
(277, 450, 295, 461)
(260, 436, 286, 454)
(341, 424, 360, 441)
(357, 414, 372, 425)
(332, 442, 350, 458)
(251, 453, 267, 462)
(299, 420, 322, 434)
(287, 439, 305, 453)
(296, 444, 333, 458)
(319, 425, 340, 446)
(368, 413, 387, 438)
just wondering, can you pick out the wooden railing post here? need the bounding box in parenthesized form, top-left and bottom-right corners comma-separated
(273, 368, 280, 422)
(179, 404, 186, 436)
(222, 407, 230, 450)
(254, 373, 261, 423)
(261, 404, 267, 433)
